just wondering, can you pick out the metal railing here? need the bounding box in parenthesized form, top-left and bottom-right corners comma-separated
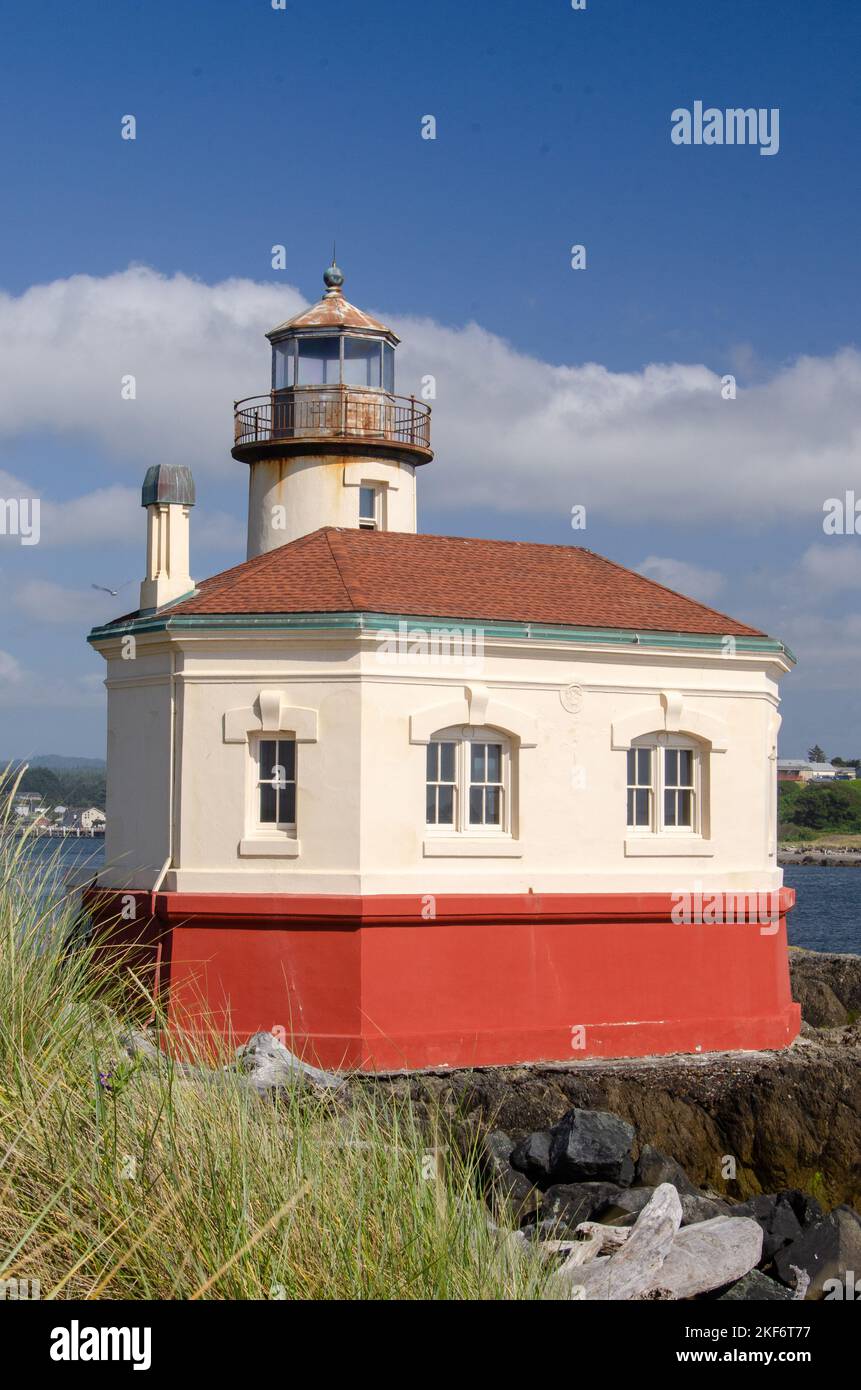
(234, 389, 431, 451)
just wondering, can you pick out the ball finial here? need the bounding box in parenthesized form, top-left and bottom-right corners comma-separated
(323, 255, 344, 291)
(322, 262, 343, 293)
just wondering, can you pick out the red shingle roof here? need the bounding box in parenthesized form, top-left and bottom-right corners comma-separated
(162, 528, 765, 636)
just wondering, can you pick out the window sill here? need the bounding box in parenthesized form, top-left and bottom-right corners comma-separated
(423, 837, 523, 858)
(238, 837, 300, 858)
(624, 836, 713, 858)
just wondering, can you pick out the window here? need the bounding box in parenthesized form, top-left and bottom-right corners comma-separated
(426, 729, 510, 834)
(469, 741, 503, 826)
(257, 737, 296, 828)
(626, 748, 652, 828)
(359, 484, 381, 530)
(297, 337, 340, 386)
(273, 341, 295, 390)
(626, 737, 699, 833)
(664, 748, 695, 828)
(343, 337, 382, 388)
(382, 342, 395, 393)
(426, 741, 456, 825)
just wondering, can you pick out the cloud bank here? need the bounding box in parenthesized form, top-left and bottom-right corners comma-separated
(0, 267, 858, 528)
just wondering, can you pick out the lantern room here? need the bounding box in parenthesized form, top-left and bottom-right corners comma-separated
(232, 260, 432, 558)
(268, 262, 397, 393)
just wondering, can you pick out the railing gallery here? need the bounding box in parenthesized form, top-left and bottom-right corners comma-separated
(234, 390, 431, 451)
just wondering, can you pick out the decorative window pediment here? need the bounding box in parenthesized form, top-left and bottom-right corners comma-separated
(409, 684, 538, 748)
(223, 690, 318, 744)
(611, 690, 728, 752)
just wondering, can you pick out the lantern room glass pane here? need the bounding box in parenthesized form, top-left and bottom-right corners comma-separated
(343, 338, 381, 388)
(297, 337, 340, 385)
(273, 343, 294, 390)
(383, 342, 395, 393)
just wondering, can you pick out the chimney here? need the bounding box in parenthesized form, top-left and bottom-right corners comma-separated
(139, 465, 196, 610)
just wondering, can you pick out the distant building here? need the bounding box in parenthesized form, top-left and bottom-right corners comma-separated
(778, 759, 839, 782)
(80, 807, 106, 832)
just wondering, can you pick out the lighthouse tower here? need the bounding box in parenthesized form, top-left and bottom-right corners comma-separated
(233, 261, 433, 557)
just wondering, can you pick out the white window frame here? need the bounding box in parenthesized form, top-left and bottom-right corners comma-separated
(626, 733, 701, 836)
(253, 735, 297, 833)
(425, 727, 512, 837)
(358, 482, 384, 531)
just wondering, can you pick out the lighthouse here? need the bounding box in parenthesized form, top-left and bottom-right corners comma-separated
(87, 260, 800, 1070)
(233, 261, 431, 557)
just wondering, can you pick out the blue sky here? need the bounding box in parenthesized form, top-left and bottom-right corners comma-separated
(0, 0, 860, 758)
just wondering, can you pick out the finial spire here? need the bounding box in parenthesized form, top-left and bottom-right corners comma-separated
(323, 247, 344, 294)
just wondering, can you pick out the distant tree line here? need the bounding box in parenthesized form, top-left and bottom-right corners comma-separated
(12, 765, 106, 810)
(807, 744, 860, 767)
(779, 779, 861, 837)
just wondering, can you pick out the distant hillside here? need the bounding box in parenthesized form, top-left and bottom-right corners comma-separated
(7, 754, 106, 771)
(8, 764, 106, 811)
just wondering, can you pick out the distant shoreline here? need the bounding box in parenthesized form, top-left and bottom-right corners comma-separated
(780, 848, 861, 867)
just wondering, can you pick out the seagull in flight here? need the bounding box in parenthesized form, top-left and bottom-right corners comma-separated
(91, 580, 134, 597)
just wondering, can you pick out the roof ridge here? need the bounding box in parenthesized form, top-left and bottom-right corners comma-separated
(325, 529, 369, 609)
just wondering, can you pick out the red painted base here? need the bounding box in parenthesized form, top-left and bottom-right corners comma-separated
(82, 888, 801, 1071)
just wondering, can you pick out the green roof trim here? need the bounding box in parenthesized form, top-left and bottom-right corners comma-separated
(87, 609, 795, 663)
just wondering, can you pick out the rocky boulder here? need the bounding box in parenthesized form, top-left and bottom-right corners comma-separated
(523, 1107, 636, 1186)
(718, 1269, 796, 1301)
(728, 1189, 823, 1264)
(480, 1130, 540, 1221)
(773, 1205, 861, 1298)
(635, 1144, 701, 1196)
(789, 949, 861, 1027)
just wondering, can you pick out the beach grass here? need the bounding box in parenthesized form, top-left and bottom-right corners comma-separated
(0, 783, 550, 1301)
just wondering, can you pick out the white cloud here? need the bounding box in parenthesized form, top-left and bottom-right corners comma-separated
(0, 468, 242, 552)
(0, 649, 24, 685)
(798, 543, 861, 594)
(0, 654, 101, 709)
(13, 580, 115, 625)
(0, 267, 858, 528)
(775, 612, 861, 691)
(636, 556, 726, 603)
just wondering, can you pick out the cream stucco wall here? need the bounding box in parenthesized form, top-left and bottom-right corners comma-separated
(246, 456, 416, 556)
(93, 624, 789, 897)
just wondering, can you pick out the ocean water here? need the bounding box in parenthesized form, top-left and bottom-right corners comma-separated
(16, 839, 861, 956)
(783, 866, 861, 955)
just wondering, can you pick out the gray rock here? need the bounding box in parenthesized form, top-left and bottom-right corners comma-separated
(604, 1187, 727, 1226)
(773, 1205, 861, 1299)
(635, 1144, 700, 1196)
(510, 1128, 554, 1185)
(547, 1108, 636, 1186)
(540, 1182, 633, 1230)
(680, 1194, 731, 1224)
(481, 1130, 540, 1221)
(729, 1190, 823, 1264)
(718, 1270, 796, 1301)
